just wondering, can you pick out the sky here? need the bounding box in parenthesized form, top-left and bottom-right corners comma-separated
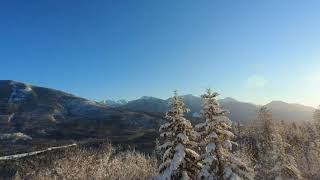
(0, 0, 320, 107)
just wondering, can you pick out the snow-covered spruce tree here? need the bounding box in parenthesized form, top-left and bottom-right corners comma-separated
(155, 91, 200, 180)
(196, 89, 254, 180)
(255, 107, 301, 180)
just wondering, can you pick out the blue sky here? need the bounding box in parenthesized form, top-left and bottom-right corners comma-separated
(1, 0, 320, 107)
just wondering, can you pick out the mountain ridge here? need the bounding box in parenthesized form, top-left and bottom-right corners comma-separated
(104, 95, 315, 122)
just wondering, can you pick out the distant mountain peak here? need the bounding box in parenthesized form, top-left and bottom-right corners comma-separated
(101, 99, 127, 107)
(220, 97, 238, 102)
(181, 94, 195, 97)
(139, 96, 157, 100)
(117, 99, 128, 104)
(268, 100, 287, 105)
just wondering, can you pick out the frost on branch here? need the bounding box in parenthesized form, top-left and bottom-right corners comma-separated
(155, 91, 200, 180)
(196, 89, 254, 180)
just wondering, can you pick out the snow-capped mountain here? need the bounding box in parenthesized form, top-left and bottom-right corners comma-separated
(100, 99, 128, 107)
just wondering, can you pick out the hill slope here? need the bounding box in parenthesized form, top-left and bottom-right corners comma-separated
(0, 80, 164, 155)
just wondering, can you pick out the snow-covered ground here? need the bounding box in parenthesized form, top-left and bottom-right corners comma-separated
(0, 143, 77, 160)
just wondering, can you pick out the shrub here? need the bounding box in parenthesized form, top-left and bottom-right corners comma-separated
(15, 144, 158, 180)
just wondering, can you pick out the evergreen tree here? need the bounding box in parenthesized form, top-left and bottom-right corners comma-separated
(156, 91, 200, 180)
(196, 89, 254, 180)
(255, 107, 301, 180)
(314, 105, 320, 127)
(281, 122, 305, 164)
(300, 122, 320, 178)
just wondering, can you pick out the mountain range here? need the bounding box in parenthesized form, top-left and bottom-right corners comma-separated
(0, 80, 316, 155)
(105, 95, 315, 123)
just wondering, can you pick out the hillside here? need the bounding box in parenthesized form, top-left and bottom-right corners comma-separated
(0, 80, 164, 155)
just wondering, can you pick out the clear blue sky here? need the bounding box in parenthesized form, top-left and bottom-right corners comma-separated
(1, 0, 319, 107)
